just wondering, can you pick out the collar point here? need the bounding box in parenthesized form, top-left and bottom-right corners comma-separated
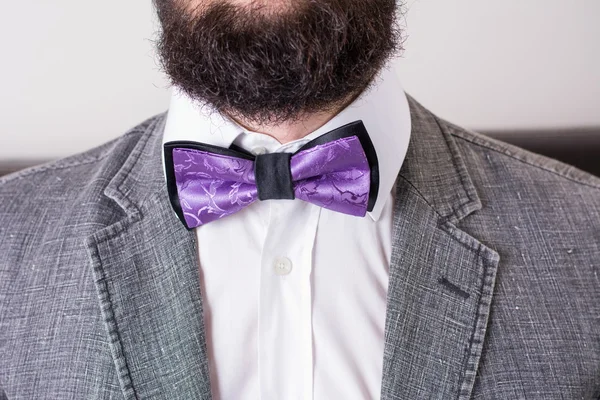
(366, 203, 384, 222)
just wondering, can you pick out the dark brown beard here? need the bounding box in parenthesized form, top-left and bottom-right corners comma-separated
(154, 0, 402, 125)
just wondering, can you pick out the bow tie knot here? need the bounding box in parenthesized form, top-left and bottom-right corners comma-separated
(165, 120, 379, 229)
(255, 152, 295, 201)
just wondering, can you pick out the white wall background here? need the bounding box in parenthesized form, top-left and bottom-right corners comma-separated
(1, 0, 599, 160)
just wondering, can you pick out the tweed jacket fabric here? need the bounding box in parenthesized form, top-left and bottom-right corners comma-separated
(1, 96, 599, 400)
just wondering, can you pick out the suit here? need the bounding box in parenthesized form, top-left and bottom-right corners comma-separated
(1, 96, 599, 399)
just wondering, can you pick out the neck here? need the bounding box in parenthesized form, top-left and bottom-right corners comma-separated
(230, 111, 335, 145)
(229, 91, 363, 145)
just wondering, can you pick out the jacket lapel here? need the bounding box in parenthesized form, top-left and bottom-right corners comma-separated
(86, 116, 212, 399)
(380, 96, 500, 399)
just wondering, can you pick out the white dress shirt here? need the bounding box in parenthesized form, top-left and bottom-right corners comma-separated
(162, 62, 411, 400)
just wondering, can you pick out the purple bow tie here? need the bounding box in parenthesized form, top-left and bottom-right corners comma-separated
(164, 120, 379, 229)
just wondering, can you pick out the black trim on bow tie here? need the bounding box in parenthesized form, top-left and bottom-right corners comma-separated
(164, 120, 379, 229)
(163, 143, 185, 227)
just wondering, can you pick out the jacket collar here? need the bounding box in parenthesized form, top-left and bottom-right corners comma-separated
(399, 94, 483, 225)
(86, 95, 499, 400)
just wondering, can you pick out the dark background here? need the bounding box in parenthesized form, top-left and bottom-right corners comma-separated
(1, 129, 598, 178)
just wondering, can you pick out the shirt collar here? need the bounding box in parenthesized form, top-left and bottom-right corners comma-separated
(162, 60, 412, 221)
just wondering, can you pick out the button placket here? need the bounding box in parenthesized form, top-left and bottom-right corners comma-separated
(258, 200, 319, 399)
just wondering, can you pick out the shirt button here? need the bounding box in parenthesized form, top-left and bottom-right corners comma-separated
(253, 146, 267, 155)
(273, 257, 293, 275)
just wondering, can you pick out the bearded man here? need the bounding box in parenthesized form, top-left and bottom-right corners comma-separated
(1, 1, 599, 399)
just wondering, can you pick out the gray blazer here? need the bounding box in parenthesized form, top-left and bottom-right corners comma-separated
(1, 96, 599, 399)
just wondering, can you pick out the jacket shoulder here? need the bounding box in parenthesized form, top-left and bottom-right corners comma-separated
(436, 115, 599, 255)
(0, 113, 165, 237)
(0, 114, 163, 188)
(438, 117, 600, 194)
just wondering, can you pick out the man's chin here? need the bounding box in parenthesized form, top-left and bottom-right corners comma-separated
(155, 0, 401, 125)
